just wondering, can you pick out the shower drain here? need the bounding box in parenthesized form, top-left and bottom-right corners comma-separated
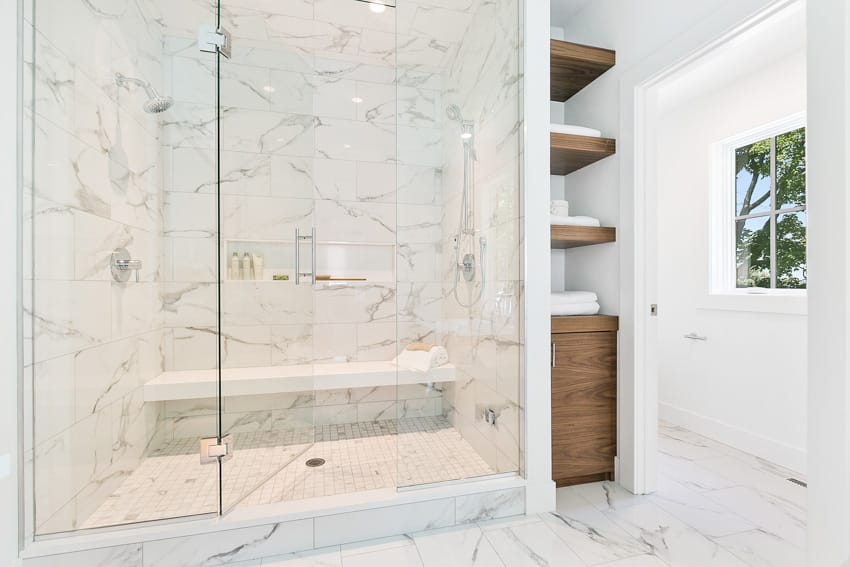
(305, 458, 326, 468)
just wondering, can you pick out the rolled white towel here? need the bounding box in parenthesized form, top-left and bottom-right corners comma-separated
(551, 302, 601, 316)
(395, 346, 449, 373)
(552, 291, 598, 305)
(550, 215, 602, 227)
(550, 123, 603, 138)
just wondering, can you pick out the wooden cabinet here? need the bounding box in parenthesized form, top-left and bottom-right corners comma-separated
(551, 316, 617, 487)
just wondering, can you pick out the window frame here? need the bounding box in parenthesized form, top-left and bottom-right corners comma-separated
(708, 112, 807, 310)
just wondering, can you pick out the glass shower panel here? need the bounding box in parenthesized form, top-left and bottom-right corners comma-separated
(396, 0, 523, 487)
(218, 0, 403, 510)
(28, 0, 220, 534)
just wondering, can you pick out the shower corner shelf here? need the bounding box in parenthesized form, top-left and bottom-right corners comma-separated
(550, 225, 616, 249)
(550, 39, 616, 102)
(550, 133, 616, 176)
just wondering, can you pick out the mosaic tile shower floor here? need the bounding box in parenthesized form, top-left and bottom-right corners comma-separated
(81, 417, 493, 529)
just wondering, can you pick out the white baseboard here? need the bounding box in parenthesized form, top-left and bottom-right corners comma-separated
(658, 402, 806, 474)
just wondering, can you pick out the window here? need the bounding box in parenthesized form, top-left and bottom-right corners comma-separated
(710, 114, 807, 300)
(734, 127, 806, 289)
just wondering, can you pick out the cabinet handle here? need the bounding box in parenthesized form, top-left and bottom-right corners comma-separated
(551, 342, 556, 368)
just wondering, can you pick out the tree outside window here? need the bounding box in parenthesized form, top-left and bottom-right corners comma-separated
(735, 127, 806, 289)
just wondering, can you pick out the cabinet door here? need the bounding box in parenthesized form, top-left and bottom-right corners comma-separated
(551, 331, 617, 485)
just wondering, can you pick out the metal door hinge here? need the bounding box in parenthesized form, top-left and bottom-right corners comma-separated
(200, 434, 234, 464)
(198, 24, 232, 59)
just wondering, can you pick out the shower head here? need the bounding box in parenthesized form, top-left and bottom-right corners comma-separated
(445, 104, 464, 123)
(115, 72, 173, 114)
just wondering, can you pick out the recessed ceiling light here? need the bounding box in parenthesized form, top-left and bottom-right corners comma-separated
(369, 2, 386, 13)
(263, 85, 276, 93)
(343, 144, 352, 149)
(351, 97, 364, 103)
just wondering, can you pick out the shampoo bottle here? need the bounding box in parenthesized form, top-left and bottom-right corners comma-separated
(230, 252, 240, 280)
(242, 252, 252, 280)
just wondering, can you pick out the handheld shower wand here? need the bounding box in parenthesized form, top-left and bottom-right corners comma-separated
(446, 105, 486, 307)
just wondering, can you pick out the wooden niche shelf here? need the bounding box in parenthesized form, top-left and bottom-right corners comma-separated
(551, 225, 616, 249)
(551, 39, 616, 102)
(551, 133, 616, 176)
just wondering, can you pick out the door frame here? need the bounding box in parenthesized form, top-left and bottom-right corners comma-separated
(622, 0, 799, 495)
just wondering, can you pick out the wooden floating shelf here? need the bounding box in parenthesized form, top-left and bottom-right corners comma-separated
(551, 225, 616, 249)
(551, 133, 616, 176)
(552, 315, 619, 334)
(551, 39, 616, 102)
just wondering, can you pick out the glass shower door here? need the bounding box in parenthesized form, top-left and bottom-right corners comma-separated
(215, 0, 319, 511)
(217, 0, 402, 510)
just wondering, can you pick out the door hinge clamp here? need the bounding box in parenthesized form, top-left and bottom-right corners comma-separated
(198, 25, 232, 59)
(200, 434, 234, 464)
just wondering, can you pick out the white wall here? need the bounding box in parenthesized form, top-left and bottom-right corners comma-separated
(806, 0, 850, 564)
(2, 1, 21, 564)
(655, 46, 807, 472)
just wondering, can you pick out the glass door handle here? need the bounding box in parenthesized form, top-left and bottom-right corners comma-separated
(295, 227, 316, 285)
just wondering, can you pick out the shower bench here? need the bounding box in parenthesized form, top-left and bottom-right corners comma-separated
(143, 361, 457, 402)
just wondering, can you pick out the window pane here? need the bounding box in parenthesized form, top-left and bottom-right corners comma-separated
(776, 127, 806, 209)
(736, 139, 771, 216)
(776, 211, 807, 289)
(736, 216, 770, 288)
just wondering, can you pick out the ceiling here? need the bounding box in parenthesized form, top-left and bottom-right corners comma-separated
(550, 0, 593, 29)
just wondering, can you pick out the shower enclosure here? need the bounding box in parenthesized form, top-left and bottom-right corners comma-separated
(24, 0, 523, 536)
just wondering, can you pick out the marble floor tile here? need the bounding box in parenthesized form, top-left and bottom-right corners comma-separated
(340, 542, 423, 567)
(411, 525, 506, 567)
(482, 518, 586, 567)
(649, 476, 756, 537)
(714, 529, 807, 567)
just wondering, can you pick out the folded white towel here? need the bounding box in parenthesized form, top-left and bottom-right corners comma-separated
(550, 201, 570, 216)
(550, 123, 603, 138)
(551, 302, 601, 316)
(395, 346, 449, 373)
(551, 215, 602, 227)
(552, 291, 598, 305)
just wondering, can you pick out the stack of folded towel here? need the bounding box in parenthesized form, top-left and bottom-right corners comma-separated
(550, 215, 602, 227)
(550, 200, 601, 227)
(549, 123, 603, 138)
(395, 342, 450, 373)
(551, 291, 601, 316)
(551, 199, 570, 216)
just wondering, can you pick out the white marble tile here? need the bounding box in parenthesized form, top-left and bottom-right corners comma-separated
(649, 476, 756, 538)
(315, 118, 395, 163)
(455, 487, 524, 524)
(260, 546, 343, 567)
(412, 524, 506, 567)
(548, 489, 651, 565)
(602, 502, 751, 567)
(705, 485, 806, 548)
(341, 543, 422, 567)
(314, 498, 455, 548)
(482, 518, 585, 567)
(143, 520, 314, 567)
(314, 199, 395, 243)
(23, 544, 143, 567)
(714, 529, 806, 567)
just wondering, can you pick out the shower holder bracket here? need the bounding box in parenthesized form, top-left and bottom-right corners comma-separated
(198, 24, 232, 59)
(200, 434, 234, 465)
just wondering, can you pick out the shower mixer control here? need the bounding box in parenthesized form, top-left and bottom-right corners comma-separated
(111, 247, 143, 283)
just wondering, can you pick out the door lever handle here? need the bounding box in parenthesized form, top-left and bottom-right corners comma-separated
(683, 333, 707, 341)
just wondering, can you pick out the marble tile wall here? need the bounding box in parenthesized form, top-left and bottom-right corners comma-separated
(21, 487, 525, 566)
(157, 384, 445, 441)
(26, 0, 168, 535)
(437, 0, 524, 476)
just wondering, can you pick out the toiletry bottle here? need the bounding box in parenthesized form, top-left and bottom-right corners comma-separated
(242, 252, 252, 280)
(230, 252, 240, 280)
(253, 254, 264, 281)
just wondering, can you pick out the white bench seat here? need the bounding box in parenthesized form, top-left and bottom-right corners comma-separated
(143, 361, 457, 402)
